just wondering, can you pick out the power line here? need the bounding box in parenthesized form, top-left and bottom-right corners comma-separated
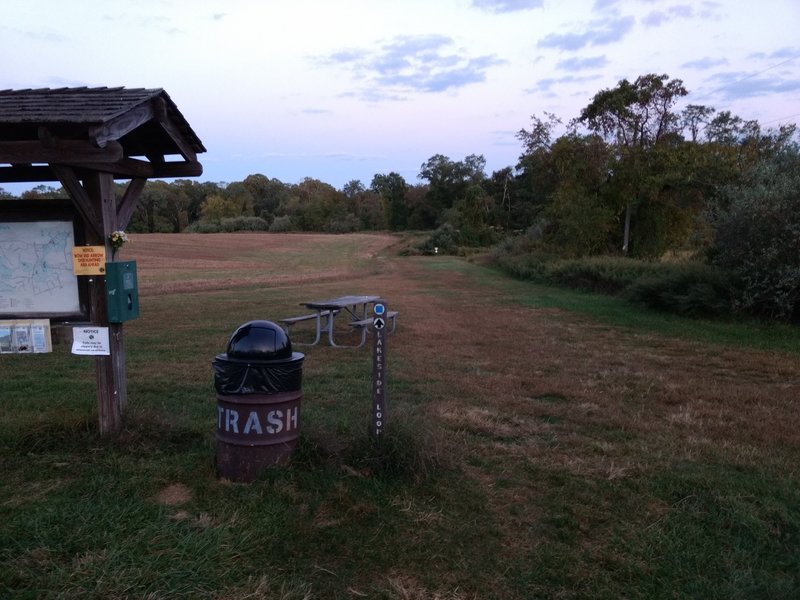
(761, 112, 800, 126)
(692, 52, 800, 103)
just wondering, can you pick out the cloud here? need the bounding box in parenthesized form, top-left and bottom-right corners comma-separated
(681, 57, 729, 70)
(642, 4, 693, 27)
(0, 25, 66, 43)
(748, 46, 800, 61)
(705, 71, 800, 100)
(319, 35, 505, 100)
(697, 1, 724, 20)
(528, 74, 603, 94)
(592, 0, 620, 10)
(556, 55, 608, 71)
(45, 75, 91, 88)
(471, 0, 543, 13)
(538, 15, 634, 50)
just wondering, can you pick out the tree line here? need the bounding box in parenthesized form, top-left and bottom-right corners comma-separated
(3, 73, 798, 320)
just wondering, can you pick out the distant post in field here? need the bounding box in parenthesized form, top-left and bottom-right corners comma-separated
(372, 302, 387, 436)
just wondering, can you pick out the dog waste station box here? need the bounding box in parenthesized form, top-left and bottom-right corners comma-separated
(213, 320, 304, 482)
(105, 261, 140, 323)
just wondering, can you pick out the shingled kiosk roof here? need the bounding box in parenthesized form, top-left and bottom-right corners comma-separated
(0, 87, 206, 435)
(0, 86, 205, 183)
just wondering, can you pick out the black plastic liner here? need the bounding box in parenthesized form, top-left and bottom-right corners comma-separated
(213, 353, 304, 395)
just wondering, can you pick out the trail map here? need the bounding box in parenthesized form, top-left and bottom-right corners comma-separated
(0, 220, 80, 315)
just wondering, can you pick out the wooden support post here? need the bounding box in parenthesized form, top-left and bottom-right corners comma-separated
(83, 172, 127, 434)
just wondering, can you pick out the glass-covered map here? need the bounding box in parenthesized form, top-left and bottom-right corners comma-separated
(0, 220, 81, 315)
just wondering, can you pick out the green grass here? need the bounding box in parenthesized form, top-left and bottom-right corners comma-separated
(438, 256, 799, 354)
(2, 236, 799, 598)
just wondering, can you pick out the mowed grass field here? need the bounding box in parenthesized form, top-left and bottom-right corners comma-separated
(2, 232, 800, 599)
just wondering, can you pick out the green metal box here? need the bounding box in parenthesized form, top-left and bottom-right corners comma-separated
(105, 261, 140, 323)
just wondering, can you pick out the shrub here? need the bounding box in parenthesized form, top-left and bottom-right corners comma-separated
(419, 223, 459, 255)
(492, 235, 738, 319)
(219, 216, 269, 232)
(185, 216, 269, 233)
(269, 215, 294, 232)
(184, 219, 222, 233)
(709, 148, 800, 321)
(543, 256, 662, 295)
(324, 212, 360, 233)
(624, 264, 734, 318)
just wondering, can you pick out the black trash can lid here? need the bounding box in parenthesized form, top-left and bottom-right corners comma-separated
(225, 320, 293, 361)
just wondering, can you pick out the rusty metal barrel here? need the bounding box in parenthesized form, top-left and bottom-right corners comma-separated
(213, 320, 304, 482)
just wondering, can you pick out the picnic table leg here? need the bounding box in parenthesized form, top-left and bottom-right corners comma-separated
(325, 309, 337, 347)
(328, 303, 369, 348)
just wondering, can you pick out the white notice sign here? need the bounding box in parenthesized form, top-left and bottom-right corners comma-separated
(71, 327, 110, 355)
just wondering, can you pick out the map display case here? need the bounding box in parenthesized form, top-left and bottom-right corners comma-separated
(0, 199, 89, 322)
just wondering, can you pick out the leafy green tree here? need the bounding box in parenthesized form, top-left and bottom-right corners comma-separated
(579, 73, 688, 255)
(418, 154, 487, 227)
(280, 178, 343, 231)
(515, 114, 564, 231)
(404, 184, 431, 230)
(200, 194, 243, 222)
(130, 181, 171, 232)
(371, 172, 408, 231)
(222, 181, 255, 218)
(543, 133, 616, 256)
(446, 184, 497, 246)
(341, 179, 365, 199)
(342, 180, 384, 230)
(242, 174, 290, 221)
(170, 179, 223, 223)
(681, 104, 715, 142)
(704, 110, 760, 146)
(20, 185, 66, 199)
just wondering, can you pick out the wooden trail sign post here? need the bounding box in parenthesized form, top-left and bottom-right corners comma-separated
(0, 87, 205, 434)
(371, 302, 388, 436)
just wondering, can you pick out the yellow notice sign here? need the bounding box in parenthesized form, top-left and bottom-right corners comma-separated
(72, 246, 107, 275)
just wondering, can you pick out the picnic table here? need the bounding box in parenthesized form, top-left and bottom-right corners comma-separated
(280, 295, 397, 348)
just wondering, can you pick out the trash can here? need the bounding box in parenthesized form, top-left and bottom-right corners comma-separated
(213, 320, 305, 482)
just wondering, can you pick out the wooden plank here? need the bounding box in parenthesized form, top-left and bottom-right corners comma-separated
(90, 102, 154, 148)
(51, 165, 103, 239)
(0, 139, 123, 163)
(0, 165, 57, 183)
(0, 159, 202, 183)
(116, 178, 146, 230)
(153, 96, 197, 161)
(158, 117, 197, 162)
(66, 158, 203, 179)
(84, 171, 126, 434)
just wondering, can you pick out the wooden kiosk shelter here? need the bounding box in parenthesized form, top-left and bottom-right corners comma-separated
(0, 87, 205, 434)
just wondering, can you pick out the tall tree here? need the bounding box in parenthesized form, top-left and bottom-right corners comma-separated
(171, 179, 222, 223)
(371, 172, 408, 231)
(418, 154, 487, 227)
(20, 185, 66, 199)
(242, 174, 289, 221)
(515, 113, 564, 231)
(579, 73, 688, 254)
(341, 179, 365, 199)
(681, 104, 715, 142)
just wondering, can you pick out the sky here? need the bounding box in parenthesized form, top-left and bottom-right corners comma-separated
(2, 0, 799, 194)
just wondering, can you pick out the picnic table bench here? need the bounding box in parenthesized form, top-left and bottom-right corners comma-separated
(280, 295, 397, 348)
